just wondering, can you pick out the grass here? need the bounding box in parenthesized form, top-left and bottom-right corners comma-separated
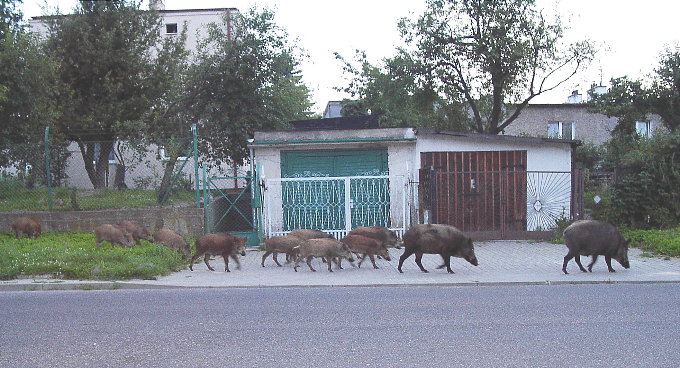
(0, 231, 189, 281)
(623, 227, 680, 258)
(0, 188, 195, 211)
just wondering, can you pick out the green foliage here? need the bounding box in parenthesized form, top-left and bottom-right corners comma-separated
(550, 216, 574, 244)
(574, 143, 605, 170)
(0, 231, 187, 280)
(624, 227, 680, 257)
(397, 0, 595, 134)
(605, 131, 680, 228)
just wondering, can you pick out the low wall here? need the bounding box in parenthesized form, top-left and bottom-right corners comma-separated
(1, 206, 204, 238)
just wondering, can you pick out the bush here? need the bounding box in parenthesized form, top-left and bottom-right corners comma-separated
(0, 231, 187, 280)
(624, 227, 680, 257)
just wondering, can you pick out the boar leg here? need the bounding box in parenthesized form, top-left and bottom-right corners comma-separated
(587, 255, 599, 272)
(368, 254, 379, 269)
(261, 251, 271, 267)
(604, 256, 615, 272)
(442, 256, 454, 274)
(189, 252, 202, 271)
(562, 252, 575, 274)
(203, 254, 215, 271)
(573, 255, 588, 272)
(397, 250, 415, 273)
(357, 254, 368, 268)
(414, 252, 428, 273)
(306, 256, 316, 272)
(272, 252, 283, 267)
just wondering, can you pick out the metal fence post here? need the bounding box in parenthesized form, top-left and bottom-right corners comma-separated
(44, 126, 53, 211)
(192, 124, 199, 208)
(202, 165, 210, 234)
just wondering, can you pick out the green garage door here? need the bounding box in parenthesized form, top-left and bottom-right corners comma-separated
(280, 149, 389, 231)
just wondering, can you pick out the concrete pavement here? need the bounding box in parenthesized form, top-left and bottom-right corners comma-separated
(2, 241, 680, 291)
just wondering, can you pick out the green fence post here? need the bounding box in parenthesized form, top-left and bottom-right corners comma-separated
(192, 124, 199, 208)
(202, 165, 209, 234)
(44, 126, 53, 211)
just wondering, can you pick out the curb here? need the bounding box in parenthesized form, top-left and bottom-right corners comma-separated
(2, 279, 680, 292)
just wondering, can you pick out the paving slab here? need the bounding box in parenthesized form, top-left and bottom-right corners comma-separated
(3, 241, 679, 291)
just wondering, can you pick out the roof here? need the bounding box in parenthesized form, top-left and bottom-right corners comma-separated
(288, 115, 380, 131)
(417, 129, 581, 146)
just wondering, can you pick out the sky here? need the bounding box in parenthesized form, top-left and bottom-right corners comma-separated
(21, 0, 680, 115)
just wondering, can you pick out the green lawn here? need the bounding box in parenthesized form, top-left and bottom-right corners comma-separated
(0, 231, 189, 280)
(0, 188, 195, 211)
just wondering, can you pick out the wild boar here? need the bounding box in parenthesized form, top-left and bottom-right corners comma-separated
(562, 220, 630, 274)
(340, 234, 391, 269)
(293, 238, 355, 272)
(117, 220, 153, 246)
(288, 229, 334, 240)
(153, 228, 190, 258)
(94, 224, 133, 248)
(10, 217, 41, 238)
(397, 224, 479, 274)
(190, 233, 247, 272)
(261, 235, 303, 267)
(348, 226, 401, 249)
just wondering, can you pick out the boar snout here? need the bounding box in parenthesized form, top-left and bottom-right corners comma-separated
(467, 255, 479, 266)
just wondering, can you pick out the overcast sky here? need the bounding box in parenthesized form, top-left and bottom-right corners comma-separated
(22, 0, 680, 114)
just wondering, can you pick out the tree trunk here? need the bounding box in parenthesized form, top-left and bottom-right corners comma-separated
(78, 141, 114, 189)
(157, 155, 178, 204)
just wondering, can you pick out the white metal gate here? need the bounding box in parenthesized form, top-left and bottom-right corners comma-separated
(263, 175, 409, 239)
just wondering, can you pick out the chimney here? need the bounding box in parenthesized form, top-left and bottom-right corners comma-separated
(150, 0, 165, 11)
(566, 90, 582, 104)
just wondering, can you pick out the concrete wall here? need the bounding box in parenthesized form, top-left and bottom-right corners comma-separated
(1, 206, 204, 238)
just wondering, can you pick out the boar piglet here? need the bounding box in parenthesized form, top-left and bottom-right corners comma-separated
(190, 233, 246, 272)
(95, 224, 133, 248)
(11, 217, 41, 238)
(398, 224, 478, 274)
(154, 228, 190, 258)
(340, 234, 391, 269)
(348, 226, 401, 249)
(293, 238, 355, 272)
(117, 220, 153, 246)
(562, 220, 630, 274)
(261, 235, 303, 267)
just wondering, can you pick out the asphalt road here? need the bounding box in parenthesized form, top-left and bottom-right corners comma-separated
(1, 284, 679, 368)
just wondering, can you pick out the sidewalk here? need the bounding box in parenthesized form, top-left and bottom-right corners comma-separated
(2, 241, 680, 291)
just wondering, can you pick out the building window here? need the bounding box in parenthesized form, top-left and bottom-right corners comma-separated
(635, 121, 652, 137)
(165, 23, 178, 35)
(547, 121, 574, 140)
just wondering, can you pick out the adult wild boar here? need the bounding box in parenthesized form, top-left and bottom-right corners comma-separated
(11, 217, 41, 238)
(288, 229, 334, 240)
(340, 234, 391, 269)
(117, 220, 153, 246)
(562, 220, 630, 274)
(153, 228, 190, 258)
(348, 226, 401, 249)
(94, 224, 133, 248)
(293, 238, 355, 272)
(397, 224, 478, 274)
(261, 235, 303, 267)
(190, 233, 246, 272)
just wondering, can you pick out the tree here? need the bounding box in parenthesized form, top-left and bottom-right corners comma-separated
(44, 0, 167, 189)
(335, 49, 471, 131)
(187, 8, 313, 166)
(399, 0, 594, 134)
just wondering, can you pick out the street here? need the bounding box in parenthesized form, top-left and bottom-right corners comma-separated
(1, 284, 679, 367)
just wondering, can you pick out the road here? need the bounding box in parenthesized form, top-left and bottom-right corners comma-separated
(1, 284, 679, 367)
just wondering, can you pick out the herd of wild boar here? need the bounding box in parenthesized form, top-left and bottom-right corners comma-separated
(8, 216, 631, 275)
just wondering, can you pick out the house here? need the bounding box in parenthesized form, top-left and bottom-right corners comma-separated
(249, 116, 580, 240)
(503, 89, 663, 145)
(323, 101, 343, 118)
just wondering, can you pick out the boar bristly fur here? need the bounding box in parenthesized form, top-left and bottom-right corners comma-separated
(340, 234, 391, 269)
(153, 229, 190, 258)
(117, 221, 153, 246)
(95, 224, 133, 248)
(261, 235, 303, 267)
(398, 224, 478, 274)
(190, 233, 247, 272)
(288, 229, 334, 240)
(562, 220, 630, 274)
(293, 238, 355, 272)
(11, 217, 41, 238)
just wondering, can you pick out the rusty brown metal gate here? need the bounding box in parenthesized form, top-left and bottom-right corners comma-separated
(419, 151, 582, 240)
